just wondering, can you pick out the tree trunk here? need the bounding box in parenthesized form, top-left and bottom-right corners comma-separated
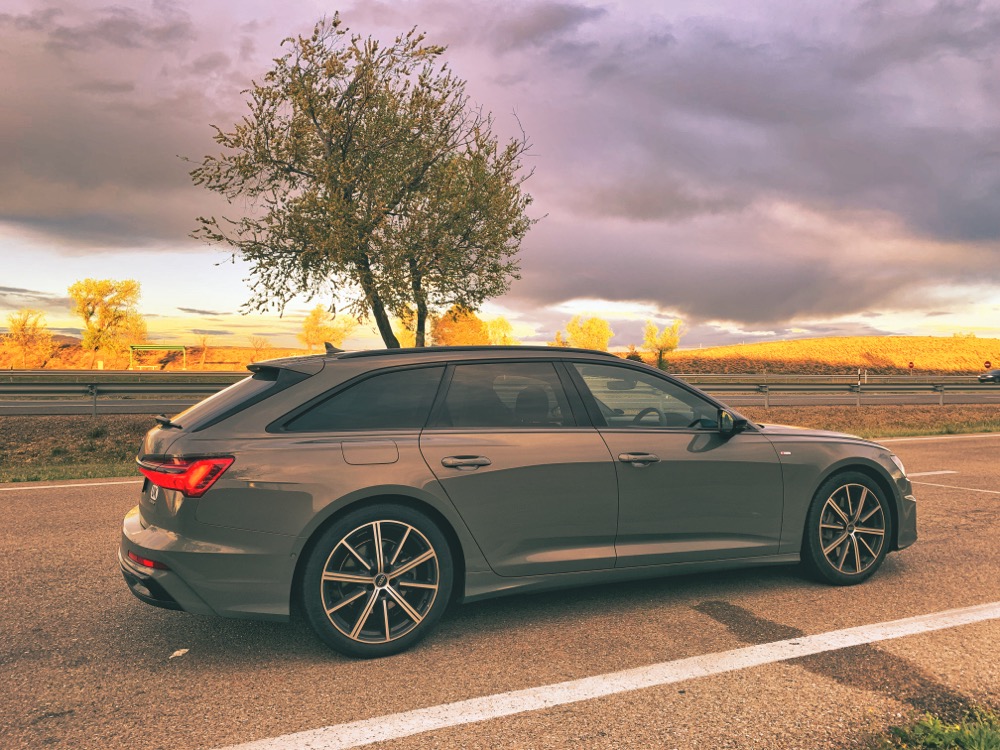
(357, 253, 401, 348)
(408, 256, 427, 347)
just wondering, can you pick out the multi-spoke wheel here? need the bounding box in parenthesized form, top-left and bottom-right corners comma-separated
(302, 505, 454, 658)
(802, 472, 893, 585)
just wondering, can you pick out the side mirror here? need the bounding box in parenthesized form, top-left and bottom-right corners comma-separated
(718, 408, 748, 437)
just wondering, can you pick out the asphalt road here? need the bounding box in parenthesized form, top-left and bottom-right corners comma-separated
(2, 392, 1000, 415)
(2, 434, 999, 750)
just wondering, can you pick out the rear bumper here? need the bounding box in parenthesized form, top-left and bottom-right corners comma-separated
(119, 505, 294, 620)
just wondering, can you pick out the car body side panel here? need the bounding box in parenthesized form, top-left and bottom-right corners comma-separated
(599, 429, 784, 566)
(420, 429, 619, 577)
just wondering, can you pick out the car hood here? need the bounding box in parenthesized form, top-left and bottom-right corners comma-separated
(755, 423, 877, 446)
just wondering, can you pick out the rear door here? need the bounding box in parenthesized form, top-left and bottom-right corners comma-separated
(419, 361, 619, 577)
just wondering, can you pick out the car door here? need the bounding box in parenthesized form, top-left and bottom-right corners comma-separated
(567, 361, 783, 568)
(419, 360, 619, 577)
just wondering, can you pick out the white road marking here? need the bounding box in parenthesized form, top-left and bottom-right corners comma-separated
(907, 470, 958, 477)
(0, 479, 142, 492)
(219, 601, 1000, 750)
(880, 432, 1000, 443)
(912, 481, 1000, 495)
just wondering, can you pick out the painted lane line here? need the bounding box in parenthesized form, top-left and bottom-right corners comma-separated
(908, 471, 958, 477)
(880, 433, 1000, 443)
(218, 601, 1000, 750)
(911, 481, 1000, 495)
(0, 479, 143, 492)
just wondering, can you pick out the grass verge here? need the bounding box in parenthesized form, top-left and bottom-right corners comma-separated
(1, 405, 999, 482)
(877, 709, 1000, 749)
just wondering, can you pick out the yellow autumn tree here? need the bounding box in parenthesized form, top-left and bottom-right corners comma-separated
(4, 308, 53, 368)
(643, 319, 683, 369)
(67, 278, 146, 367)
(298, 305, 357, 352)
(432, 305, 490, 345)
(550, 316, 614, 351)
(486, 316, 518, 345)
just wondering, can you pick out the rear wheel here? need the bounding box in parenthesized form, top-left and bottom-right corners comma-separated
(802, 472, 892, 585)
(302, 504, 454, 658)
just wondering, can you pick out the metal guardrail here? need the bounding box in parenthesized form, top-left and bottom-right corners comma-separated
(0, 374, 997, 416)
(0, 382, 235, 417)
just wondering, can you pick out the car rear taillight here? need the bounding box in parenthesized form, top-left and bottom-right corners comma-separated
(137, 456, 234, 498)
(127, 550, 169, 570)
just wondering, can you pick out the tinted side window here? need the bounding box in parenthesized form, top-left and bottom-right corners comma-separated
(433, 362, 576, 428)
(284, 367, 444, 432)
(571, 363, 718, 429)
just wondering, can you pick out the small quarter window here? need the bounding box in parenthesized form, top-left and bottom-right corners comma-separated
(284, 367, 444, 432)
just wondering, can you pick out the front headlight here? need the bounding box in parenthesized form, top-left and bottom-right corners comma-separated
(888, 453, 906, 477)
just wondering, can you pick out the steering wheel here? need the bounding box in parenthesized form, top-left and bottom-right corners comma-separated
(632, 406, 666, 426)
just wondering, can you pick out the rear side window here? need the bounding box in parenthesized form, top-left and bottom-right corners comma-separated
(284, 366, 444, 432)
(174, 367, 310, 431)
(431, 362, 576, 428)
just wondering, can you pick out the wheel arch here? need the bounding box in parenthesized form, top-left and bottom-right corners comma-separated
(289, 492, 468, 617)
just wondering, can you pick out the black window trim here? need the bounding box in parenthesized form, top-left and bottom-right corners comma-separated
(267, 363, 448, 434)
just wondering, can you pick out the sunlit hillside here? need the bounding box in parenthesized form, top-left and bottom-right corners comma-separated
(664, 336, 1000, 375)
(4, 335, 1000, 374)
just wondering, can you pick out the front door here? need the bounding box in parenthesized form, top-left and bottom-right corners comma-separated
(567, 362, 784, 568)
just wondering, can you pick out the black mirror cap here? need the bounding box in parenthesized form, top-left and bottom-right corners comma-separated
(718, 408, 748, 437)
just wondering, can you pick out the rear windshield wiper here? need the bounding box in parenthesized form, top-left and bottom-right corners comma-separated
(154, 414, 182, 429)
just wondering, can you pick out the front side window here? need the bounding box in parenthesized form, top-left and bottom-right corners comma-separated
(571, 363, 719, 429)
(283, 366, 444, 432)
(433, 362, 576, 428)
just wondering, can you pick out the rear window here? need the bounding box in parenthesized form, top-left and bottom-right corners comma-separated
(173, 368, 310, 430)
(283, 366, 444, 432)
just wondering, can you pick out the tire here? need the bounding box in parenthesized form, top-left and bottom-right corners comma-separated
(301, 504, 454, 658)
(802, 472, 893, 585)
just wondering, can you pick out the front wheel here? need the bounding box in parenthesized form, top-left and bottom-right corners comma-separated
(301, 504, 454, 658)
(802, 472, 892, 585)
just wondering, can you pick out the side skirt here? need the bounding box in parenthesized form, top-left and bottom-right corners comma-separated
(461, 553, 802, 604)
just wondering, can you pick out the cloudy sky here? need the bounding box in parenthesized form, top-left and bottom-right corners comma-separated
(2, 0, 999, 349)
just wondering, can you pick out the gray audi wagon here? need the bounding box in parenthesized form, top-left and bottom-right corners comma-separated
(120, 346, 917, 657)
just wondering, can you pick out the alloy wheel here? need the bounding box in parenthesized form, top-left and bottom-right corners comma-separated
(817, 483, 886, 575)
(320, 520, 440, 644)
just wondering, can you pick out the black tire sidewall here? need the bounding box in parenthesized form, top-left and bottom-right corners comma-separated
(301, 503, 454, 658)
(803, 472, 893, 586)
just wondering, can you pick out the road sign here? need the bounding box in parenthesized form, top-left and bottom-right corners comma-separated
(908, 362, 914, 369)
(987, 361, 993, 369)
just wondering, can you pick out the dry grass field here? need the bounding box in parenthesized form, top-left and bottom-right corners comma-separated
(664, 335, 1000, 375)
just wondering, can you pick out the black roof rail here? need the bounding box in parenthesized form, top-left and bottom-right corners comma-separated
(336, 345, 620, 359)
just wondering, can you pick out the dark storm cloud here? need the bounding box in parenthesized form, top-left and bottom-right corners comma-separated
(190, 328, 232, 336)
(3, 0, 1000, 332)
(0, 2, 241, 247)
(178, 307, 230, 316)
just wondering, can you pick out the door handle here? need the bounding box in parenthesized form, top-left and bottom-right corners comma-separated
(441, 455, 492, 470)
(618, 452, 660, 466)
